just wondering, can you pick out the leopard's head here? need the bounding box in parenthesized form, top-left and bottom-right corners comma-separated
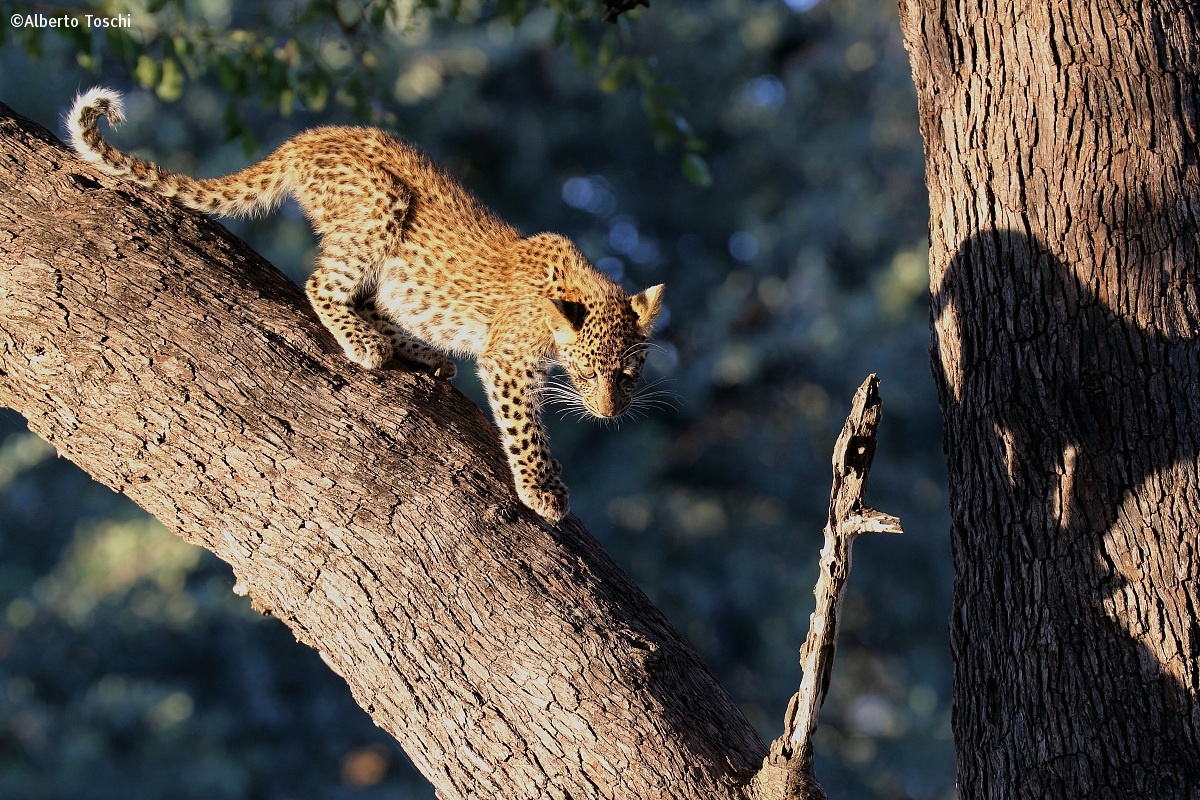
(544, 284, 664, 419)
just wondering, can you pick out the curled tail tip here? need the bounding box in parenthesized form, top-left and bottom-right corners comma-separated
(70, 86, 126, 126)
(67, 87, 125, 159)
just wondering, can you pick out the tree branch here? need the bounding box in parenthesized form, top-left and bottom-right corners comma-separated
(602, 0, 649, 23)
(0, 103, 768, 798)
(754, 375, 902, 800)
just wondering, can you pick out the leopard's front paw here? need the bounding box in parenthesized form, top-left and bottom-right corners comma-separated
(342, 331, 394, 370)
(517, 474, 569, 524)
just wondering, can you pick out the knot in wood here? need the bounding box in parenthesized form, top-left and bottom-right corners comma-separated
(842, 434, 877, 471)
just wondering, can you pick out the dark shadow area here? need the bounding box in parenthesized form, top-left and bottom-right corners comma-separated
(933, 228, 1200, 797)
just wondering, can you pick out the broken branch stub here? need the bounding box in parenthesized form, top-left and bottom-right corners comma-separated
(753, 374, 902, 800)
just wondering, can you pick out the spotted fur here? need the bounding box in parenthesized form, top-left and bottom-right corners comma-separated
(68, 87, 664, 523)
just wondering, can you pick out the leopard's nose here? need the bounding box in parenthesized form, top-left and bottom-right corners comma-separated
(595, 396, 617, 418)
(591, 382, 627, 418)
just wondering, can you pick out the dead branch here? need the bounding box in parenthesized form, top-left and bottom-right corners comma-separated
(753, 375, 902, 800)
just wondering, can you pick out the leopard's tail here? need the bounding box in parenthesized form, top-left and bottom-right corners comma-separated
(67, 87, 290, 218)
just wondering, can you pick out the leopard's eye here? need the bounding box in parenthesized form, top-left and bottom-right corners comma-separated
(579, 367, 597, 381)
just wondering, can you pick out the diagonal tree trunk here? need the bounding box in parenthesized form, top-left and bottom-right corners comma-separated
(900, 1, 1200, 796)
(0, 103, 770, 799)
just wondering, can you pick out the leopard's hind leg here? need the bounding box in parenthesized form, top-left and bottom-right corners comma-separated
(301, 165, 414, 370)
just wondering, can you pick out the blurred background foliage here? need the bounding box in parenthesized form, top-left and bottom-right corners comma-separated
(0, 0, 952, 797)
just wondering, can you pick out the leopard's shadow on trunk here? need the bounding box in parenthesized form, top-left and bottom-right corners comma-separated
(933, 228, 1200, 796)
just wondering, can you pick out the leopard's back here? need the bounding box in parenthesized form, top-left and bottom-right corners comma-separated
(283, 127, 517, 253)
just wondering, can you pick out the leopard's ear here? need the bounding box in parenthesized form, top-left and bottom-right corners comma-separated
(630, 284, 664, 335)
(542, 298, 579, 346)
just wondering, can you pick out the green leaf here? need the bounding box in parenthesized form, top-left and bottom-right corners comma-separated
(599, 58, 629, 94)
(496, 0, 527, 24)
(220, 104, 245, 144)
(598, 27, 618, 68)
(642, 90, 676, 149)
(217, 55, 241, 94)
(134, 54, 160, 89)
(564, 24, 589, 66)
(68, 23, 91, 57)
(367, 2, 390, 27)
(631, 55, 654, 86)
(172, 34, 190, 59)
(681, 153, 712, 188)
(298, 80, 330, 112)
(656, 83, 684, 102)
(157, 57, 184, 102)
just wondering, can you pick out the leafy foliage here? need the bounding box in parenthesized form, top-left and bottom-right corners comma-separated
(4, 0, 703, 175)
(0, 0, 952, 797)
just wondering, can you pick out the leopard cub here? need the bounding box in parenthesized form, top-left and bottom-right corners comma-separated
(69, 87, 664, 524)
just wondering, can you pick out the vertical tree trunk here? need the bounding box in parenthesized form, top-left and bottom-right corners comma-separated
(900, 1, 1200, 796)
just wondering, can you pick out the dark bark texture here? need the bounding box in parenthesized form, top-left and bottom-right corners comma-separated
(0, 104, 770, 799)
(900, 1, 1200, 797)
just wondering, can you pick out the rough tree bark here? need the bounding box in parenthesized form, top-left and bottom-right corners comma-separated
(900, 1, 1200, 797)
(0, 103, 773, 799)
